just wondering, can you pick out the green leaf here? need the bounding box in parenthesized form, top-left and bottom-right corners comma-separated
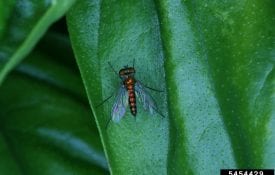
(0, 0, 76, 85)
(157, 0, 274, 174)
(0, 32, 108, 175)
(67, 0, 275, 174)
(0, 0, 16, 38)
(67, 1, 168, 174)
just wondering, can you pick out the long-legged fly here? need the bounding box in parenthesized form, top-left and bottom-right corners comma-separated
(98, 61, 164, 128)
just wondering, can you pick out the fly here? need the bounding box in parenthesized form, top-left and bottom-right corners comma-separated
(101, 61, 164, 128)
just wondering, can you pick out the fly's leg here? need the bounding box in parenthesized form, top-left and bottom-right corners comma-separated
(105, 117, 112, 129)
(143, 85, 163, 93)
(137, 81, 164, 92)
(96, 94, 113, 108)
(152, 107, 165, 118)
(97, 94, 114, 130)
(136, 81, 165, 118)
(96, 94, 114, 129)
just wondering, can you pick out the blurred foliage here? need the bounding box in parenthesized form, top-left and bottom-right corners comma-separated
(0, 18, 108, 175)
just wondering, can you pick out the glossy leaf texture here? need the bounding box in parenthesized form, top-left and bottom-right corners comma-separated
(67, 0, 275, 174)
(0, 0, 76, 84)
(0, 31, 108, 175)
(157, 0, 275, 174)
(67, 0, 168, 174)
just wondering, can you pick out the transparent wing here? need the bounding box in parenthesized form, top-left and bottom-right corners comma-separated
(135, 81, 157, 114)
(111, 86, 128, 122)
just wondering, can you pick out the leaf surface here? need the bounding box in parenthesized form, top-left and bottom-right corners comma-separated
(68, 0, 275, 174)
(0, 0, 76, 84)
(0, 32, 108, 175)
(67, 1, 169, 174)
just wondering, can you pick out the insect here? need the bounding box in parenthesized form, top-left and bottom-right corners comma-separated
(101, 61, 164, 127)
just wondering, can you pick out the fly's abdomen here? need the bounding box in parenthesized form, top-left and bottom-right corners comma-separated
(128, 85, 137, 116)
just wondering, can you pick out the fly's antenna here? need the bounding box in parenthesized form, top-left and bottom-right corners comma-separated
(132, 58, 135, 68)
(108, 62, 117, 75)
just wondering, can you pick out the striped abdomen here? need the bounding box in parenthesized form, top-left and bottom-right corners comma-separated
(125, 78, 137, 116)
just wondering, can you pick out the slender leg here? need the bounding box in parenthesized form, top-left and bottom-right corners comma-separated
(137, 81, 163, 92)
(96, 94, 113, 108)
(97, 94, 113, 129)
(105, 117, 112, 129)
(103, 62, 117, 130)
(153, 107, 165, 118)
(144, 85, 163, 92)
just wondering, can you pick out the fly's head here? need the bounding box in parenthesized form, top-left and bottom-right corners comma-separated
(119, 66, 135, 80)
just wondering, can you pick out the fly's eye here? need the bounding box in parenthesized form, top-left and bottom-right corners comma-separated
(128, 68, 135, 74)
(119, 70, 125, 76)
(119, 68, 135, 76)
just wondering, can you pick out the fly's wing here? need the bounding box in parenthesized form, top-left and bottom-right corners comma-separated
(135, 81, 157, 114)
(111, 86, 128, 122)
